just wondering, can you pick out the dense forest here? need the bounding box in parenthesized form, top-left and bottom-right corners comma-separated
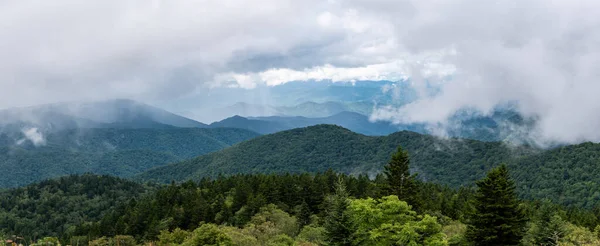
(138, 125, 535, 185)
(138, 125, 600, 208)
(2, 148, 600, 245)
(0, 175, 151, 240)
(0, 127, 259, 187)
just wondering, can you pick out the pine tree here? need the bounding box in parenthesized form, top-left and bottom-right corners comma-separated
(524, 200, 568, 245)
(324, 178, 353, 246)
(466, 164, 527, 246)
(297, 201, 312, 228)
(383, 146, 418, 206)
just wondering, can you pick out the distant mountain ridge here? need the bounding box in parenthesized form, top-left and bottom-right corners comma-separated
(0, 99, 208, 132)
(210, 111, 401, 136)
(210, 109, 534, 142)
(211, 101, 375, 120)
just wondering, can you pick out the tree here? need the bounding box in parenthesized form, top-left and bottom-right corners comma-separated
(245, 204, 299, 241)
(383, 146, 418, 207)
(346, 195, 447, 245)
(466, 164, 527, 245)
(182, 224, 233, 246)
(324, 178, 353, 246)
(523, 200, 568, 245)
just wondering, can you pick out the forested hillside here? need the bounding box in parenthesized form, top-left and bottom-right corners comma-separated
(138, 125, 534, 188)
(0, 175, 150, 241)
(3, 150, 600, 246)
(0, 128, 259, 188)
(139, 125, 600, 208)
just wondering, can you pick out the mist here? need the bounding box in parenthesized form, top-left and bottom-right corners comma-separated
(1, 0, 599, 144)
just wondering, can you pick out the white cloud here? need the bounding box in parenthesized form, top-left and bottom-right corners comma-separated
(1, 0, 600, 143)
(18, 127, 46, 146)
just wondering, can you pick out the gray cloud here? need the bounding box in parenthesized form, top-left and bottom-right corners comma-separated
(1, 0, 600, 143)
(366, 0, 600, 144)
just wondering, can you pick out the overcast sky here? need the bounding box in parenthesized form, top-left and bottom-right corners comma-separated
(1, 0, 600, 143)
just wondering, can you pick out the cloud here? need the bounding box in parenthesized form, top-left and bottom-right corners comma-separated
(364, 0, 600, 144)
(213, 59, 454, 88)
(1, 0, 600, 143)
(18, 127, 46, 146)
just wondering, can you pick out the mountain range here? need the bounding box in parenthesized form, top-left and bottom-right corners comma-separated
(210, 109, 533, 142)
(209, 111, 404, 136)
(138, 124, 600, 208)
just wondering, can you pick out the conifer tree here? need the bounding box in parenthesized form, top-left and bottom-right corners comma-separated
(383, 146, 418, 206)
(324, 178, 353, 246)
(466, 164, 527, 245)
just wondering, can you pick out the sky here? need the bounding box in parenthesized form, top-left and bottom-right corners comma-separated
(1, 0, 600, 143)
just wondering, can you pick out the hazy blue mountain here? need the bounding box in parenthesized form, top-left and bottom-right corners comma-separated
(210, 108, 533, 142)
(0, 99, 207, 132)
(162, 80, 415, 123)
(210, 111, 401, 136)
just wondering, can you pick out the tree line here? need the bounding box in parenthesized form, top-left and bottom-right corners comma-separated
(3, 147, 600, 245)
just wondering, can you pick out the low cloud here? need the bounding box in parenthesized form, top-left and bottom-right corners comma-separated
(18, 127, 46, 147)
(1, 0, 600, 144)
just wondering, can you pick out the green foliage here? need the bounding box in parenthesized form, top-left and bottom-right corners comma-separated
(560, 223, 600, 245)
(266, 234, 295, 246)
(296, 226, 327, 245)
(347, 195, 447, 245)
(510, 142, 600, 208)
(0, 174, 148, 243)
(466, 164, 527, 245)
(523, 200, 569, 245)
(245, 204, 299, 241)
(31, 237, 61, 246)
(86, 236, 134, 246)
(181, 224, 233, 246)
(323, 179, 353, 246)
(158, 228, 191, 246)
(442, 221, 467, 246)
(4, 159, 599, 245)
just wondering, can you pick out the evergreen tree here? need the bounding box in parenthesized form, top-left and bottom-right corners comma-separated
(324, 178, 353, 246)
(297, 201, 312, 228)
(466, 164, 527, 245)
(383, 146, 418, 206)
(524, 200, 568, 245)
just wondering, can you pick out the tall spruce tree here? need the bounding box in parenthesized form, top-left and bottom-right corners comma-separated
(324, 178, 353, 246)
(383, 146, 418, 206)
(466, 164, 527, 245)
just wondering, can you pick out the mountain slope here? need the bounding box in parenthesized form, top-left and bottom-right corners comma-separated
(0, 128, 260, 188)
(139, 125, 600, 208)
(138, 125, 534, 186)
(0, 174, 148, 241)
(510, 142, 600, 208)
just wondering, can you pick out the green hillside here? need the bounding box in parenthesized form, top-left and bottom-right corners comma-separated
(138, 125, 600, 208)
(0, 128, 260, 188)
(0, 174, 149, 241)
(41, 127, 260, 159)
(138, 125, 534, 187)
